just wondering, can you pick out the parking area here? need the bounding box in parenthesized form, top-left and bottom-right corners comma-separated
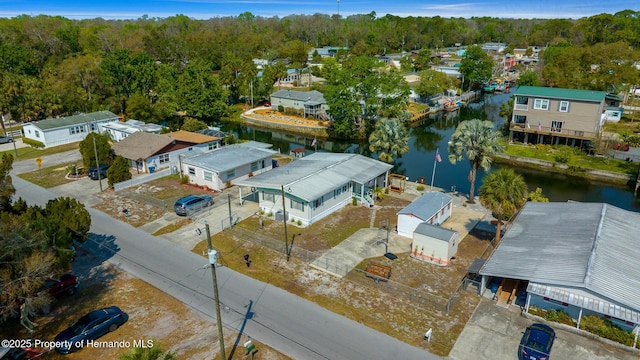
(450, 298, 639, 360)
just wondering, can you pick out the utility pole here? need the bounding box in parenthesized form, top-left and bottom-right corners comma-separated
(205, 222, 226, 360)
(281, 185, 289, 261)
(93, 134, 103, 191)
(227, 193, 233, 229)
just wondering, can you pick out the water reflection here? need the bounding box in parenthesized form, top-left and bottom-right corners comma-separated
(225, 91, 640, 212)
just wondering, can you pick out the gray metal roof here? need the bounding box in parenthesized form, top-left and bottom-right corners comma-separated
(480, 202, 640, 312)
(236, 153, 393, 202)
(182, 144, 276, 173)
(397, 192, 453, 221)
(29, 111, 119, 130)
(414, 223, 457, 241)
(271, 90, 326, 104)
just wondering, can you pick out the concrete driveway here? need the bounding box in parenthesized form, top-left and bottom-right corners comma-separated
(450, 298, 639, 360)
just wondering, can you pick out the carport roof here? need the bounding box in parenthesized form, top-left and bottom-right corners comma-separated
(235, 153, 392, 202)
(480, 202, 640, 313)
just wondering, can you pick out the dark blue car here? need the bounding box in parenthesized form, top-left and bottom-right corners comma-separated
(87, 164, 109, 180)
(54, 306, 128, 354)
(519, 323, 555, 360)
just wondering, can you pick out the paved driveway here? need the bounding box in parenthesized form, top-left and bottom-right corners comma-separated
(450, 298, 639, 360)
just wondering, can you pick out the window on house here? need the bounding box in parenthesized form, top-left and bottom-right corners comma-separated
(291, 199, 304, 211)
(35, 130, 39, 138)
(208, 142, 217, 150)
(226, 169, 235, 179)
(251, 162, 259, 172)
(89, 123, 96, 131)
(533, 98, 550, 110)
(159, 153, 170, 164)
(558, 101, 570, 112)
(312, 197, 323, 208)
(69, 128, 75, 135)
(551, 121, 563, 133)
(263, 193, 275, 202)
(188, 167, 196, 176)
(203, 172, 213, 181)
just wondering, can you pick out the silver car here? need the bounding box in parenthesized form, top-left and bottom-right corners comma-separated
(0, 136, 14, 144)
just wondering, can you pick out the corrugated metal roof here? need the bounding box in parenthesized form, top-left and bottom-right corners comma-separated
(112, 132, 173, 159)
(30, 111, 118, 130)
(398, 192, 453, 221)
(527, 283, 640, 325)
(415, 223, 456, 241)
(182, 144, 276, 173)
(480, 202, 640, 312)
(236, 153, 392, 202)
(515, 86, 607, 102)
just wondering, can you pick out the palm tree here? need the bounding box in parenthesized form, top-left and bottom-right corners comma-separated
(368, 118, 410, 163)
(479, 168, 528, 243)
(448, 119, 504, 203)
(118, 345, 176, 360)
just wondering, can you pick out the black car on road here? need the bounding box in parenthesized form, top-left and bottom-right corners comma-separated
(54, 306, 128, 354)
(174, 194, 214, 216)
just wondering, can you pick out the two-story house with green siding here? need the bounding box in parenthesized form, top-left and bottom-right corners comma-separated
(509, 86, 607, 147)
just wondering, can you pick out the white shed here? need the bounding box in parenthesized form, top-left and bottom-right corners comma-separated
(397, 192, 453, 238)
(411, 223, 459, 266)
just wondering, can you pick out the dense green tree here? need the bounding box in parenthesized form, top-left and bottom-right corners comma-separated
(459, 45, 493, 90)
(106, 155, 132, 188)
(181, 118, 208, 132)
(176, 60, 229, 120)
(0, 153, 16, 212)
(516, 71, 539, 87)
(368, 118, 409, 163)
(79, 132, 112, 169)
(448, 119, 504, 203)
(479, 168, 527, 243)
(527, 187, 549, 202)
(415, 70, 453, 100)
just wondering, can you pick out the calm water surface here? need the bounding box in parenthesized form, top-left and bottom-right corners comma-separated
(227, 91, 640, 212)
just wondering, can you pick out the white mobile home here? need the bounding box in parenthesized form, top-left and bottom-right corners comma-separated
(22, 111, 119, 148)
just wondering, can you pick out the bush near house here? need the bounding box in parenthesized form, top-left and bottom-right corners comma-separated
(579, 315, 639, 348)
(22, 137, 45, 148)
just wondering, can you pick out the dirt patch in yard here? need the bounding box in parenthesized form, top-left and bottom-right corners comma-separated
(0, 244, 289, 360)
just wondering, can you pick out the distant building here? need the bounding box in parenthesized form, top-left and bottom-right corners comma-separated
(270, 90, 328, 119)
(102, 119, 164, 142)
(22, 111, 119, 148)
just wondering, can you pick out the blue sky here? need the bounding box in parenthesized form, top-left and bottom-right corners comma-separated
(0, 0, 635, 20)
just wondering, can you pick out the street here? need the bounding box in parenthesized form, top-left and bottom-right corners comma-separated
(11, 165, 440, 359)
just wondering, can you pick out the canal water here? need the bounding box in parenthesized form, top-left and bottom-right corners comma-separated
(227, 91, 640, 212)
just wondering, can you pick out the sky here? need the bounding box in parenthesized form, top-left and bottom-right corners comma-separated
(0, 0, 635, 20)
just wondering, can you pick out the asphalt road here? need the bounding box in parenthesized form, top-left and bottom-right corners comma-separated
(12, 170, 440, 359)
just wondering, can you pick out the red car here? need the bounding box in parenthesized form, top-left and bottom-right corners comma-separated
(44, 273, 79, 297)
(612, 143, 630, 151)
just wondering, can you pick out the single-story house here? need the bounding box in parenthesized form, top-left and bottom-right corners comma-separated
(397, 192, 453, 238)
(180, 142, 276, 191)
(236, 152, 393, 226)
(479, 202, 640, 333)
(411, 223, 459, 266)
(270, 90, 328, 119)
(112, 131, 218, 173)
(102, 119, 164, 142)
(22, 111, 119, 148)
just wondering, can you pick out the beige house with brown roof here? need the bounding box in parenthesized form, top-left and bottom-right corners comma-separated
(112, 131, 219, 173)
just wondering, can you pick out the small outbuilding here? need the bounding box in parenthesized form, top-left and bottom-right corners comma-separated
(411, 223, 459, 266)
(397, 191, 453, 238)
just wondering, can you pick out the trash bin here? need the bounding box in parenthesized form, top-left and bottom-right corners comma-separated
(149, 166, 155, 173)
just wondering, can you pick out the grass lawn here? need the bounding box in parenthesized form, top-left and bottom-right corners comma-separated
(0, 142, 80, 160)
(17, 160, 84, 188)
(503, 143, 638, 175)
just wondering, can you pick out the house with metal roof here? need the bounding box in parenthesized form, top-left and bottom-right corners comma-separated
(509, 86, 607, 147)
(112, 131, 218, 174)
(22, 111, 119, 148)
(180, 143, 276, 191)
(101, 119, 164, 142)
(269, 90, 328, 119)
(479, 202, 640, 333)
(397, 192, 453, 238)
(411, 223, 459, 266)
(235, 152, 393, 226)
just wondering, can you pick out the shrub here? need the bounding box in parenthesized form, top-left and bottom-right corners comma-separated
(22, 137, 45, 148)
(554, 146, 573, 163)
(416, 184, 425, 191)
(225, 180, 232, 188)
(297, 220, 302, 225)
(180, 174, 189, 184)
(352, 197, 358, 206)
(267, 212, 273, 217)
(579, 315, 635, 347)
(278, 105, 284, 112)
